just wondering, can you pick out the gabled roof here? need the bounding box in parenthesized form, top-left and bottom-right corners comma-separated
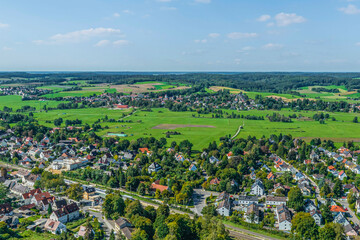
(45, 219, 63, 231)
(210, 177, 221, 185)
(53, 203, 79, 218)
(150, 183, 168, 192)
(54, 199, 67, 209)
(330, 205, 347, 212)
(33, 192, 52, 202)
(22, 188, 42, 199)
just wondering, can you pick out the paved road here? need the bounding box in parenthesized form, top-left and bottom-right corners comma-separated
(1, 162, 282, 239)
(341, 200, 360, 226)
(286, 159, 360, 227)
(192, 188, 219, 215)
(83, 207, 113, 239)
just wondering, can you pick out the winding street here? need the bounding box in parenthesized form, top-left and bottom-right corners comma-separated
(0, 162, 283, 239)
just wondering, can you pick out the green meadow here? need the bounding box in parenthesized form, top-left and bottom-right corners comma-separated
(0, 95, 67, 110)
(34, 107, 360, 150)
(134, 81, 188, 90)
(40, 86, 113, 98)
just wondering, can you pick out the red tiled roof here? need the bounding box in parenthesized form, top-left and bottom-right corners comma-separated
(150, 183, 168, 193)
(330, 205, 347, 212)
(210, 178, 221, 185)
(22, 189, 42, 199)
(34, 192, 51, 201)
(139, 148, 149, 153)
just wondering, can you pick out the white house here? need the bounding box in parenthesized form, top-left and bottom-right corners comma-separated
(50, 203, 80, 224)
(209, 156, 219, 164)
(338, 170, 347, 181)
(310, 210, 322, 226)
(276, 204, 292, 231)
(44, 219, 67, 235)
(236, 196, 258, 206)
(250, 179, 265, 196)
(148, 162, 162, 174)
(216, 198, 231, 216)
(266, 196, 287, 206)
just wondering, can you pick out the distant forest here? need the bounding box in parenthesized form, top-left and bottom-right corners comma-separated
(1, 72, 360, 93)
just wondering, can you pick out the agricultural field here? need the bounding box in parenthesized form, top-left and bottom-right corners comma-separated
(110, 82, 190, 93)
(298, 85, 360, 100)
(40, 86, 113, 98)
(33, 107, 360, 150)
(209, 86, 302, 101)
(210, 85, 360, 102)
(0, 95, 67, 110)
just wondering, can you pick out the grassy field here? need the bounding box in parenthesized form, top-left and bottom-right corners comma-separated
(209, 86, 302, 100)
(298, 85, 360, 100)
(210, 85, 359, 102)
(0, 95, 68, 110)
(40, 86, 112, 98)
(34, 107, 360, 150)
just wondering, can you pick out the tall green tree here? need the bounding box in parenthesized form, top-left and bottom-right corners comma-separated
(319, 223, 345, 240)
(288, 186, 304, 212)
(291, 212, 319, 240)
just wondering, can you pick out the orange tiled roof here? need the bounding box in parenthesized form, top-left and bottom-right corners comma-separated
(330, 205, 347, 212)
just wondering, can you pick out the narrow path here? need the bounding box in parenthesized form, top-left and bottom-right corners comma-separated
(231, 123, 244, 140)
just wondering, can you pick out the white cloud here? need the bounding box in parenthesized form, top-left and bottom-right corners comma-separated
(113, 40, 130, 46)
(94, 40, 110, 47)
(181, 49, 206, 56)
(275, 12, 306, 26)
(339, 4, 360, 14)
(123, 10, 134, 14)
(257, 15, 271, 22)
(160, 6, 177, 10)
(2, 46, 12, 51)
(113, 13, 120, 18)
(195, 0, 211, 3)
(208, 33, 220, 38)
(237, 46, 254, 53)
(34, 28, 123, 45)
(234, 58, 242, 65)
(194, 39, 207, 43)
(0, 22, 9, 28)
(227, 32, 258, 39)
(356, 42, 360, 46)
(262, 43, 283, 49)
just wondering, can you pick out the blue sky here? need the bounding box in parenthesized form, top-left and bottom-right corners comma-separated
(0, 0, 359, 71)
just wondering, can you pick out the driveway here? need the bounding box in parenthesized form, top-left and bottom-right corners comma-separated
(192, 188, 219, 215)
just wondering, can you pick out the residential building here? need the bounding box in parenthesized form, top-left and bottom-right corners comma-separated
(148, 162, 162, 174)
(250, 179, 265, 196)
(50, 203, 80, 223)
(44, 219, 67, 235)
(266, 196, 287, 206)
(276, 204, 292, 231)
(216, 198, 231, 216)
(235, 196, 258, 206)
(244, 203, 260, 224)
